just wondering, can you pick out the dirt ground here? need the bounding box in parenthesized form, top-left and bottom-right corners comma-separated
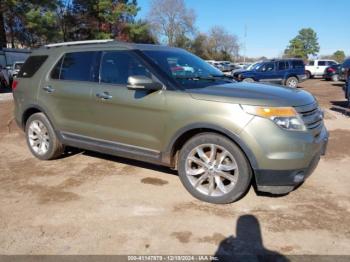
(0, 79, 350, 257)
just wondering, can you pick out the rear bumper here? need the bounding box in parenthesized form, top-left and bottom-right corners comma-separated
(298, 74, 307, 82)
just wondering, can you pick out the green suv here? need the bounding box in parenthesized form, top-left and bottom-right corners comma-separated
(13, 40, 328, 204)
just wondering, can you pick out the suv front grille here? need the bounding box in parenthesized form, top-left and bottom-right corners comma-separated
(295, 102, 324, 136)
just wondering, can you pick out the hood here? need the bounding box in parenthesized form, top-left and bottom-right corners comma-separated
(187, 82, 315, 107)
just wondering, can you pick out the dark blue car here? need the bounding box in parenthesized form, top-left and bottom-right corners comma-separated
(232, 59, 307, 87)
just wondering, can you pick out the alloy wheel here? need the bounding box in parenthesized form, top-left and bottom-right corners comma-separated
(185, 144, 239, 197)
(28, 120, 50, 155)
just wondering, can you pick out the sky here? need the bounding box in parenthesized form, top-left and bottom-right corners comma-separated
(136, 0, 349, 58)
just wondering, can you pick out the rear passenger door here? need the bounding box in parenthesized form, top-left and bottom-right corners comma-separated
(276, 61, 289, 85)
(90, 50, 166, 151)
(38, 51, 100, 136)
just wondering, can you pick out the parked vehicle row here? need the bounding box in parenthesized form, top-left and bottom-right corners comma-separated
(206, 60, 246, 72)
(305, 59, 338, 79)
(0, 48, 30, 89)
(232, 59, 307, 88)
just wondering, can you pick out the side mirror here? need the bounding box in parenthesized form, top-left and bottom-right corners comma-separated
(127, 75, 162, 90)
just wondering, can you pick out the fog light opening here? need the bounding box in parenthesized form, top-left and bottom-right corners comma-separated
(294, 172, 305, 183)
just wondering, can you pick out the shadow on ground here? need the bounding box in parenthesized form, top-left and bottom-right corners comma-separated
(330, 100, 350, 116)
(214, 215, 288, 262)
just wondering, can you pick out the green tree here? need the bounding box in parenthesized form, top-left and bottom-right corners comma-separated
(284, 38, 306, 59)
(122, 20, 156, 43)
(284, 28, 320, 59)
(333, 50, 346, 63)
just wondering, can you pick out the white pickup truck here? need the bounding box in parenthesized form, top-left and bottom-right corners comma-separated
(305, 59, 338, 78)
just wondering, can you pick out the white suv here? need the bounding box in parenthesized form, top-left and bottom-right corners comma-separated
(305, 60, 338, 78)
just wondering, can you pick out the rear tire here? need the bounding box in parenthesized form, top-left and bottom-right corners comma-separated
(25, 113, 64, 160)
(177, 133, 252, 204)
(286, 76, 299, 88)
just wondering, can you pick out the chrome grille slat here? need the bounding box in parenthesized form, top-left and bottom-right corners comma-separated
(295, 102, 323, 136)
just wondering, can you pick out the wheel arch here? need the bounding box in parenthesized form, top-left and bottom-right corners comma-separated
(21, 105, 58, 133)
(164, 123, 258, 171)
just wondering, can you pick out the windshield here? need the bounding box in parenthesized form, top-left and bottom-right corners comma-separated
(247, 62, 262, 71)
(142, 49, 233, 88)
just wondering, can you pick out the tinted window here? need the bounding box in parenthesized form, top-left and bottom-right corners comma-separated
(277, 61, 287, 70)
(291, 60, 304, 69)
(309, 61, 314, 66)
(328, 61, 337, 66)
(318, 61, 326, 66)
(260, 62, 275, 72)
(17, 55, 48, 78)
(100, 51, 151, 85)
(60, 52, 97, 81)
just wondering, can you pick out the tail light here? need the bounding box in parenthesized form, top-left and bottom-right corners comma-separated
(12, 80, 18, 90)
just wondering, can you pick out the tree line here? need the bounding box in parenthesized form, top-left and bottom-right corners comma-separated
(0, 0, 346, 62)
(0, 0, 240, 61)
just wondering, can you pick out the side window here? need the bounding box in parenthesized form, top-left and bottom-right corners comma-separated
(60, 51, 98, 81)
(277, 61, 286, 71)
(318, 61, 326, 66)
(17, 55, 48, 78)
(328, 61, 336, 66)
(309, 61, 315, 66)
(260, 62, 275, 72)
(291, 60, 304, 69)
(100, 51, 151, 85)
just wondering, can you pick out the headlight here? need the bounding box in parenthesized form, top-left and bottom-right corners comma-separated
(241, 105, 306, 131)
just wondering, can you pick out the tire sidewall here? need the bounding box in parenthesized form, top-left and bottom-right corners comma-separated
(178, 133, 252, 204)
(25, 113, 59, 160)
(286, 77, 298, 87)
(243, 78, 254, 83)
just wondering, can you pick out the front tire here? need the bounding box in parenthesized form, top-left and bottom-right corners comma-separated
(242, 78, 254, 83)
(25, 113, 64, 160)
(178, 133, 252, 204)
(286, 76, 299, 88)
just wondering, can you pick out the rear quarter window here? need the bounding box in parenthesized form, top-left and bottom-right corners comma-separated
(291, 60, 304, 69)
(17, 55, 48, 78)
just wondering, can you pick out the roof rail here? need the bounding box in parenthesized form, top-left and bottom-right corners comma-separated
(45, 39, 114, 48)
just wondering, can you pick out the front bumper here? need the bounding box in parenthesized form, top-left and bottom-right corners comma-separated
(240, 113, 329, 194)
(254, 131, 328, 194)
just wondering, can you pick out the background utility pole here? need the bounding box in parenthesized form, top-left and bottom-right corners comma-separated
(243, 24, 247, 63)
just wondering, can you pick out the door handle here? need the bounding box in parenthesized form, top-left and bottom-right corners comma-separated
(96, 91, 112, 100)
(42, 85, 55, 93)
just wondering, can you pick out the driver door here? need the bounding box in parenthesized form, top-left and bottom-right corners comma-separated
(89, 50, 167, 151)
